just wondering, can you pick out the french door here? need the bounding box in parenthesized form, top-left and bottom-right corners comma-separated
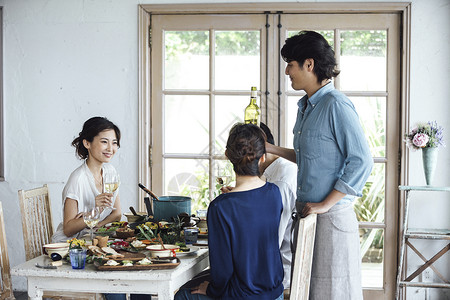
(144, 9, 401, 299)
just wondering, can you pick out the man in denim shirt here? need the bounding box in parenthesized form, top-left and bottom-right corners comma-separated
(266, 31, 373, 299)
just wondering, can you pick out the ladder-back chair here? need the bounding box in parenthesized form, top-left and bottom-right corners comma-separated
(0, 202, 15, 300)
(18, 185, 102, 300)
(290, 213, 317, 300)
(18, 184, 54, 260)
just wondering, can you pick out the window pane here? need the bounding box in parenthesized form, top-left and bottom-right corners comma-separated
(215, 31, 260, 90)
(351, 97, 386, 157)
(165, 159, 210, 211)
(286, 95, 301, 148)
(165, 31, 209, 90)
(360, 228, 384, 288)
(164, 95, 209, 154)
(355, 163, 385, 223)
(214, 95, 246, 155)
(340, 30, 386, 91)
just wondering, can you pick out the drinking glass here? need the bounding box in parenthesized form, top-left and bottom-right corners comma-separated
(83, 207, 100, 241)
(69, 249, 87, 269)
(103, 173, 120, 210)
(216, 167, 231, 187)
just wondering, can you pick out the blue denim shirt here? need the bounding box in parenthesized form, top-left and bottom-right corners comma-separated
(293, 83, 373, 204)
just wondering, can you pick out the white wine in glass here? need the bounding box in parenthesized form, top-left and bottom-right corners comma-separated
(83, 207, 100, 241)
(103, 173, 120, 209)
(216, 166, 231, 187)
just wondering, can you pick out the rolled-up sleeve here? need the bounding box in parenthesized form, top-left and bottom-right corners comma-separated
(331, 100, 373, 197)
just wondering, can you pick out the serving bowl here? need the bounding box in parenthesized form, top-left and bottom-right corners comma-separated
(43, 242, 70, 258)
(124, 212, 147, 223)
(146, 244, 180, 258)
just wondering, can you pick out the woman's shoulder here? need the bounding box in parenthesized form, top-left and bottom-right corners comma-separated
(66, 162, 88, 181)
(212, 182, 279, 203)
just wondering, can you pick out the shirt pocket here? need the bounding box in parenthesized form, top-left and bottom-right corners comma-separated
(301, 129, 322, 160)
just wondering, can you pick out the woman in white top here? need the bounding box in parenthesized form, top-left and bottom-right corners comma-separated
(52, 117, 122, 242)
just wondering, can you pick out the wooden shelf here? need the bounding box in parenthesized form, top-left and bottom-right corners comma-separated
(396, 186, 450, 300)
(399, 281, 450, 289)
(406, 228, 450, 240)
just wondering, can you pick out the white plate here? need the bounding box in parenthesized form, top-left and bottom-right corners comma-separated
(176, 245, 200, 257)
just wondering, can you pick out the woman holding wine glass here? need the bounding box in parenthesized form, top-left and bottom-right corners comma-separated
(52, 116, 122, 243)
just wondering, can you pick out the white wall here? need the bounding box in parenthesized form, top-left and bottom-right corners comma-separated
(0, 0, 448, 297)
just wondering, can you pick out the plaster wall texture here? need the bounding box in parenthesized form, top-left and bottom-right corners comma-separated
(0, 0, 448, 297)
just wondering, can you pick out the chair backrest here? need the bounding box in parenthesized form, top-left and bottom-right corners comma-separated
(0, 202, 15, 300)
(18, 184, 54, 260)
(290, 213, 317, 300)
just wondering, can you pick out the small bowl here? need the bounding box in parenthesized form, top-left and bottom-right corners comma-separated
(146, 244, 180, 258)
(124, 212, 147, 223)
(43, 243, 70, 258)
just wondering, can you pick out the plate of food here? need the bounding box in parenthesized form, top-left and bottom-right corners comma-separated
(96, 221, 128, 236)
(176, 245, 200, 257)
(95, 257, 180, 271)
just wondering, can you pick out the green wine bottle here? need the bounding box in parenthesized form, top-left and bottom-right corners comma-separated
(244, 86, 260, 125)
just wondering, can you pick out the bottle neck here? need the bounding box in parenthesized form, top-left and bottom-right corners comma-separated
(250, 97, 257, 105)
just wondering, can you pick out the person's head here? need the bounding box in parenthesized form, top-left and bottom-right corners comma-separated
(281, 31, 340, 84)
(259, 122, 274, 145)
(72, 117, 121, 160)
(225, 123, 266, 176)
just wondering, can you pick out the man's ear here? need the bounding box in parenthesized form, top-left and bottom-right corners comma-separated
(304, 58, 315, 71)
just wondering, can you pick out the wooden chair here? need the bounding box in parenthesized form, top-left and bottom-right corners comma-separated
(18, 185, 102, 300)
(290, 213, 317, 300)
(0, 202, 15, 300)
(18, 184, 54, 260)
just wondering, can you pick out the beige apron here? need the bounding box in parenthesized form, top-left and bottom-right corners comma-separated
(292, 202, 363, 300)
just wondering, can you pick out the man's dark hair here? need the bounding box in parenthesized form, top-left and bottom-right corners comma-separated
(281, 30, 340, 83)
(259, 122, 275, 145)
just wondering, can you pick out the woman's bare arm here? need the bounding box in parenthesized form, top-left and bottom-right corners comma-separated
(62, 198, 86, 237)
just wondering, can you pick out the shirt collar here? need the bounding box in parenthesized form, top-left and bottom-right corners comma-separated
(297, 82, 334, 110)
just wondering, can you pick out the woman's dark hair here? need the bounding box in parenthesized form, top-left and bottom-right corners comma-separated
(225, 123, 266, 176)
(281, 30, 340, 83)
(72, 116, 121, 159)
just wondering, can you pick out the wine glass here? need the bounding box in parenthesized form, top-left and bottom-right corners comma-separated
(83, 207, 100, 241)
(216, 166, 231, 187)
(103, 173, 120, 210)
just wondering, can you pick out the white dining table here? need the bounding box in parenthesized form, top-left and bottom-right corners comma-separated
(11, 248, 209, 300)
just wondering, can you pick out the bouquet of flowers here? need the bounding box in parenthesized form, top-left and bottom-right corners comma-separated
(404, 121, 445, 151)
(67, 238, 86, 250)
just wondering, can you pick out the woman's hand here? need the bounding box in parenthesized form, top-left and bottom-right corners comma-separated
(95, 192, 114, 208)
(191, 281, 209, 295)
(220, 186, 234, 194)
